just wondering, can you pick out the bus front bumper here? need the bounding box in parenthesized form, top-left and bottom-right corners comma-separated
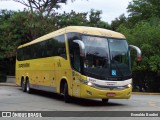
(80, 83, 132, 99)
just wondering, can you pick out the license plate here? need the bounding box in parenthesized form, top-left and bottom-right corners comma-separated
(107, 92, 116, 97)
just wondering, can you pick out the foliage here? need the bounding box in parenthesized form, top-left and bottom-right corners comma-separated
(88, 9, 110, 29)
(0, 10, 18, 59)
(111, 0, 160, 30)
(111, 14, 127, 31)
(54, 9, 110, 29)
(118, 18, 160, 72)
(0, 10, 56, 60)
(127, 0, 160, 25)
(54, 10, 88, 28)
(13, 0, 67, 17)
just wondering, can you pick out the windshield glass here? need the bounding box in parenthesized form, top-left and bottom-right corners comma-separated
(82, 35, 131, 80)
(82, 35, 110, 80)
(109, 39, 131, 78)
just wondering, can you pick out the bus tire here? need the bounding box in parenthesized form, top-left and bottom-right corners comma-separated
(102, 99, 109, 104)
(21, 80, 26, 92)
(26, 80, 32, 94)
(64, 82, 71, 103)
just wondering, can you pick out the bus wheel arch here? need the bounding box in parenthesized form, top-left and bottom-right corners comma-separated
(60, 79, 67, 94)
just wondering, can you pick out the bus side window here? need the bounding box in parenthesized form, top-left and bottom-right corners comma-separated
(55, 35, 67, 59)
(58, 48, 66, 58)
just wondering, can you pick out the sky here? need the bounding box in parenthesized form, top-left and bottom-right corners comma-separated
(0, 0, 132, 24)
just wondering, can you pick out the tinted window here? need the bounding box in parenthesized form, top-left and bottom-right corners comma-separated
(67, 32, 81, 71)
(17, 34, 66, 61)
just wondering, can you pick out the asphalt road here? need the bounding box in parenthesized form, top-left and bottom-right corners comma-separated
(0, 86, 160, 120)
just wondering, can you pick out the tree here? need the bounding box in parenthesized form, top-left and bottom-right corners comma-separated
(0, 10, 57, 60)
(111, 0, 160, 31)
(54, 9, 110, 29)
(54, 10, 88, 28)
(127, 0, 160, 24)
(0, 10, 17, 59)
(13, 0, 67, 17)
(88, 9, 110, 29)
(13, 0, 88, 17)
(111, 14, 127, 31)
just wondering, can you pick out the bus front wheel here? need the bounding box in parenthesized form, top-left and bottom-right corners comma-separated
(102, 99, 109, 104)
(64, 82, 71, 103)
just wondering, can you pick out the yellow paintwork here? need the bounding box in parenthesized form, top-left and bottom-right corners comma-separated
(16, 26, 130, 100)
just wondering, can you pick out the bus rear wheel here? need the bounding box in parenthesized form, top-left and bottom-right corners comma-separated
(21, 80, 26, 92)
(26, 80, 32, 93)
(64, 82, 71, 103)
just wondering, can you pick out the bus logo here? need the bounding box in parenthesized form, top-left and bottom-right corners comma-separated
(18, 63, 30, 68)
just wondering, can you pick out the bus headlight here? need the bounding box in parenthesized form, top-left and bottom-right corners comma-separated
(127, 84, 132, 88)
(80, 79, 93, 86)
(87, 82, 93, 86)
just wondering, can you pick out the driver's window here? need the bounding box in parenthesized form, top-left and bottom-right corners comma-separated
(67, 32, 81, 72)
(73, 47, 80, 71)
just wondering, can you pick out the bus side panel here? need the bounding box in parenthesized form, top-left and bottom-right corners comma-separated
(54, 57, 73, 94)
(16, 57, 56, 89)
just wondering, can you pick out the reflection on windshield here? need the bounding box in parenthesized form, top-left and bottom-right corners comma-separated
(82, 35, 110, 80)
(82, 35, 131, 80)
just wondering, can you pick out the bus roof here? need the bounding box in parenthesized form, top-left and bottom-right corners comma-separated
(18, 26, 126, 48)
(65, 26, 125, 38)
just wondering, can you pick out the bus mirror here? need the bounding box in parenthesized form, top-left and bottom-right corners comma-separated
(129, 45, 142, 61)
(73, 40, 86, 57)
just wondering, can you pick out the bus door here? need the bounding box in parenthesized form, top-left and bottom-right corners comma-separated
(71, 44, 81, 97)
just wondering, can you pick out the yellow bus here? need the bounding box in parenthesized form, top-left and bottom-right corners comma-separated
(16, 26, 141, 103)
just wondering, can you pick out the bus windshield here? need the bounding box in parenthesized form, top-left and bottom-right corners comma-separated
(82, 35, 131, 81)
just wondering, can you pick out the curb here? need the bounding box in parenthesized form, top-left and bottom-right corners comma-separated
(132, 92, 160, 95)
(0, 83, 17, 87)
